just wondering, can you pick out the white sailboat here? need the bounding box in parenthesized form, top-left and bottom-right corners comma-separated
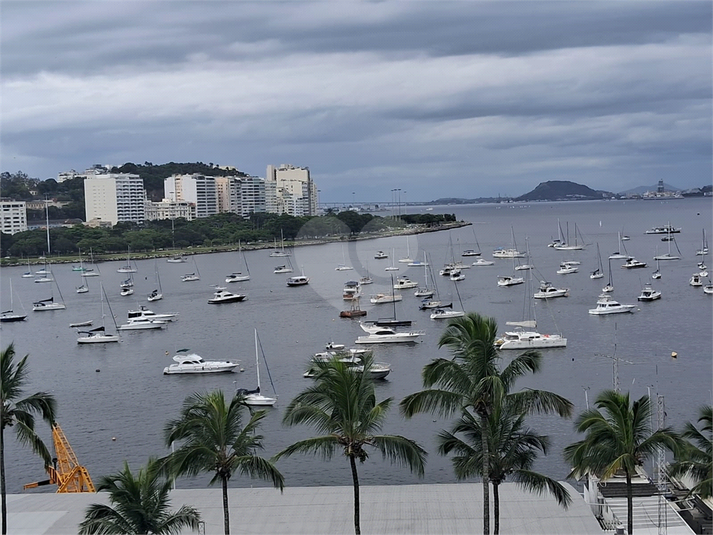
(77, 283, 120, 344)
(653, 230, 681, 261)
(33, 270, 66, 311)
(241, 329, 277, 407)
(696, 229, 709, 256)
(609, 232, 630, 260)
(269, 229, 290, 257)
(182, 256, 201, 282)
(75, 254, 89, 294)
(602, 258, 614, 293)
(81, 249, 100, 277)
(1, 279, 28, 322)
(384, 248, 399, 271)
(335, 244, 354, 271)
(148, 260, 164, 301)
(590, 243, 604, 279)
(553, 222, 585, 250)
(398, 235, 413, 264)
(430, 278, 465, 320)
(117, 247, 137, 273)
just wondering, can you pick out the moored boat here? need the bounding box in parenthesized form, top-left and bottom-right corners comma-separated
(163, 350, 238, 374)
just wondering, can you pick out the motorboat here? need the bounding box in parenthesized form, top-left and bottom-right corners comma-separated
(273, 265, 293, 274)
(127, 306, 177, 322)
(472, 258, 494, 266)
(495, 329, 567, 350)
(304, 352, 391, 380)
(704, 281, 713, 294)
(120, 287, 134, 297)
(646, 224, 681, 234)
(556, 262, 578, 275)
(497, 275, 524, 287)
(370, 292, 402, 304)
(439, 264, 454, 276)
(393, 277, 418, 290)
(166, 256, 187, 263)
(120, 278, 134, 288)
(514, 263, 533, 271)
(182, 272, 200, 282)
(340, 297, 367, 318)
(414, 287, 434, 298)
(359, 275, 374, 285)
(325, 341, 346, 350)
(163, 351, 238, 374)
(286, 275, 309, 287)
(419, 299, 451, 310)
(354, 323, 424, 344)
(689, 273, 703, 287)
(32, 297, 66, 311)
(588, 294, 636, 315)
(118, 318, 167, 330)
(492, 248, 525, 258)
(335, 264, 354, 271)
(208, 290, 248, 303)
(430, 308, 465, 320)
(77, 326, 120, 344)
(462, 249, 481, 257)
(69, 320, 93, 328)
(450, 269, 466, 281)
(533, 282, 569, 299)
(343, 281, 361, 300)
(637, 285, 661, 302)
(374, 251, 388, 259)
(622, 257, 647, 269)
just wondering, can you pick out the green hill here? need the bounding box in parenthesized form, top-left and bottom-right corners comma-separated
(515, 181, 611, 201)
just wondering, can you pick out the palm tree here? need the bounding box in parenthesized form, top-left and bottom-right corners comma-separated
(399, 313, 572, 535)
(667, 405, 712, 499)
(564, 390, 681, 535)
(164, 390, 283, 535)
(1, 343, 57, 535)
(275, 354, 427, 535)
(438, 399, 571, 535)
(78, 458, 201, 535)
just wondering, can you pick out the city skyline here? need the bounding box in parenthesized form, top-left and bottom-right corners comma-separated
(2, 2, 711, 202)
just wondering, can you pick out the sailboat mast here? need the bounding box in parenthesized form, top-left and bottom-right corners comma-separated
(45, 198, 51, 254)
(254, 329, 261, 390)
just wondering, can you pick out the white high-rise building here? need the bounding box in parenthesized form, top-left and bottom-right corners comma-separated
(164, 174, 218, 219)
(238, 176, 266, 217)
(265, 164, 317, 216)
(84, 173, 145, 225)
(0, 201, 28, 235)
(144, 200, 196, 221)
(215, 176, 242, 214)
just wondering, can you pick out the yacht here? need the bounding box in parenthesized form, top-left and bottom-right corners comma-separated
(703, 281, 713, 294)
(118, 318, 167, 330)
(533, 281, 569, 299)
(226, 272, 250, 283)
(497, 275, 524, 287)
(637, 285, 661, 302)
(369, 292, 403, 304)
(495, 329, 567, 350)
(354, 323, 424, 344)
(622, 257, 647, 269)
(163, 351, 239, 374)
(127, 307, 177, 322)
(393, 277, 418, 290)
(556, 262, 578, 275)
(492, 248, 525, 259)
(430, 308, 465, 320)
(304, 352, 391, 380)
(273, 265, 293, 274)
(374, 251, 388, 259)
(472, 258, 495, 266)
(449, 269, 466, 282)
(208, 289, 248, 303)
(646, 224, 681, 234)
(343, 281, 361, 300)
(77, 326, 120, 344)
(286, 275, 309, 287)
(588, 294, 636, 315)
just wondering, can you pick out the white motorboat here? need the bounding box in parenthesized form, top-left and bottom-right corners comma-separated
(689, 273, 703, 287)
(496, 329, 567, 350)
(497, 275, 524, 287)
(374, 250, 388, 259)
(430, 308, 465, 320)
(533, 282, 569, 299)
(77, 326, 120, 344)
(240, 330, 277, 407)
(355, 323, 424, 344)
(393, 277, 418, 290)
(622, 257, 647, 269)
(703, 281, 713, 294)
(32, 296, 66, 311)
(325, 341, 346, 350)
(449, 269, 466, 281)
(166, 255, 187, 263)
(439, 264, 454, 276)
(637, 285, 661, 302)
(304, 352, 391, 380)
(492, 248, 525, 259)
(556, 262, 579, 275)
(118, 318, 167, 330)
(120, 287, 134, 297)
(273, 265, 293, 274)
(286, 275, 309, 287)
(335, 264, 354, 271)
(472, 258, 495, 266)
(163, 350, 238, 374)
(370, 292, 402, 304)
(646, 223, 681, 234)
(588, 294, 636, 315)
(208, 289, 248, 303)
(127, 306, 177, 322)
(343, 281, 361, 300)
(462, 249, 480, 257)
(182, 273, 200, 282)
(359, 275, 374, 285)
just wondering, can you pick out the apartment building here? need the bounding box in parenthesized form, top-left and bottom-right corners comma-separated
(265, 164, 317, 216)
(164, 174, 218, 219)
(0, 200, 28, 235)
(84, 173, 145, 225)
(144, 199, 196, 221)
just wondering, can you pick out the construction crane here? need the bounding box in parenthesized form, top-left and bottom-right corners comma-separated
(23, 423, 95, 493)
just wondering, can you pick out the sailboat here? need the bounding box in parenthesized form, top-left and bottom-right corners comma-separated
(696, 229, 709, 256)
(228, 240, 251, 281)
(22, 258, 33, 278)
(33, 270, 66, 311)
(240, 330, 277, 407)
(77, 284, 120, 344)
(374, 274, 412, 326)
(384, 248, 399, 271)
(609, 232, 630, 260)
(493, 227, 526, 259)
(335, 244, 354, 271)
(81, 249, 100, 277)
(75, 253, 89, 293)
(34, 258, 53, 283)
(414, 252, 435, 298)
(273, 256, 293, 275)
(148, 260, 164, 301)
(430, 277, 465, 320)
(419, 254, 451, 309)
(1, 279, 28, 322)
(590, 243, 604, 279)
(602, 258, 614, 293)
(269, 229, 290, 257)
(553, 222, 585, 250)
(120, 275, 134, 297)
(398, 235, 413, 264)
(117, 248, 137, 273)
(653, 230, 681, 261)
(462, 229, 482, 257)
(182, 256, 201, 282)
(652, 255, 662, 280)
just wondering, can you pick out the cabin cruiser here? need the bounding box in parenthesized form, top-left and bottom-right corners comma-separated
(374, 251, 388, 259)
(419, 299, 451, 310)
(225, 272, 249, 283)
(286, 275, 309, 287)
(393, 277, 418, 290)
(118, 318, 167, 330)
(533, 281, 569, 299)
(182, 273, 200, 282)
(556, 262, 578, 274)
(208, 290, 248, 303)
(370, 292, 402, 304)
(273, 265, 293, 274)
(492, 248, 525, 259)
(355, 323, 424, 344)
(622, 257, 647, 269)
(496, 329, 567, 350)
(304, 351, 391, 380)
(462, 249, 481, 257)
(450, 269, 466, 281)
(430, 308, 465, 320)
(588, 294, 636, 315)
(343, 281, 361, 300)
(637, 285, 662, 302)
(163, 351, 238, 374)
(472, 258, 495, 266)
(690, 273, 703, 287)
(646, 224, 681, 234)
(497, 275, 524, 287)
(127, 306, 177, 322)
(359, 275, 373, 285)
(77, 326, 120, 344)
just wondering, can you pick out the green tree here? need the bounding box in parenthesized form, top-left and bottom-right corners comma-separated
(438, 400, 571, 535)
(164, 390, 283, 535)
(667, 405, 712, 499)
(275, 354, 426, 535)
(0, 343, 57, 535)
(564, 390, 681, 535)
(78, 458, 201, 535)
(399, 313, 572, 535)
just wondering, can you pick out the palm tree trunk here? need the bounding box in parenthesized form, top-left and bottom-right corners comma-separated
(1, 427, 6, 535)
(480, 413, 490, 535)
(493, 483, 500, 535)
(626, 470, 633, 535)
(349, 454, 361, 535)
(222, 474, 230, 535)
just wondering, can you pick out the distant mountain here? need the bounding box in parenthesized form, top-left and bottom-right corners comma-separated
(515, 181, 611, 202)
(618, 183, 681, 195)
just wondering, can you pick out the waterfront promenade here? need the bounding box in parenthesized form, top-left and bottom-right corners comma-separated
(8, 482, 602, 534)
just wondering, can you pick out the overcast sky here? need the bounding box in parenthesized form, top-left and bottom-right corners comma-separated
(1, 1, 711, 202)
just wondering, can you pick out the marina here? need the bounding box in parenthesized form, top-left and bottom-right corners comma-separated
(1, 197, 711, 496)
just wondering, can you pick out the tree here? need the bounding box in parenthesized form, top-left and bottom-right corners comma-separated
(0, 343, 57, 535)
(667, 405, 712, 499)
(564, 390, 681, 535)
(78, 458, 201, 535)
(275, 354, 426, 535)
(164, 390, 283, 535)
(399, 313, 572, 535)
(438, 399, 571, 535)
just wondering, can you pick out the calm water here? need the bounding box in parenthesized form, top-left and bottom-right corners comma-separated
(1, 198, 711, 493)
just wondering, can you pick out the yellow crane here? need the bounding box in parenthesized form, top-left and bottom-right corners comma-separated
(23, 423, 95, 493)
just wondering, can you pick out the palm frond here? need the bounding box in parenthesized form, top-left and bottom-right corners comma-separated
(370, 434, 427, 476)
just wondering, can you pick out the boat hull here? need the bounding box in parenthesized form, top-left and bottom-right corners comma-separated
(77, 335, 120, 344)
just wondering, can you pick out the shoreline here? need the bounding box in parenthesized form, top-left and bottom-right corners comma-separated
(0, 220, 471, 267)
